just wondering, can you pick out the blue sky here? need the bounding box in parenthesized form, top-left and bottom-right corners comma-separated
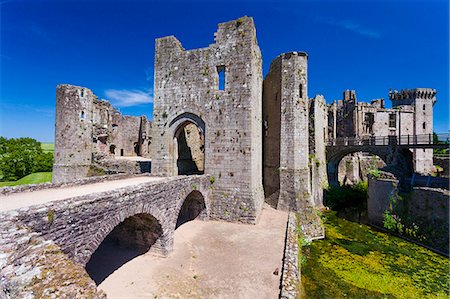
(1, 0, 448, 142)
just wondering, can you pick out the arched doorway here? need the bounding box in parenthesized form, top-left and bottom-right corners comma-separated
(176, 190, 206, 228)
(85, 213, 162, 285)
(174, 122, 205, 175)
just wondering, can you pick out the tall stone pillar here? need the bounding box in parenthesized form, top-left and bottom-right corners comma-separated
(263, 52, 324, 239)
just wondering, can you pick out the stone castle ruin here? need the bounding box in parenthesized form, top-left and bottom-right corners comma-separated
(53, 16, 436, 239)
(328, 88, 436, 182)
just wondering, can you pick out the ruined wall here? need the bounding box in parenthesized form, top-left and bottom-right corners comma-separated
(368, 176, 449, 253)
(309, 95, 328, 206)
(53, 85, 95, 183)
(263, 52, 323, 239)
(338, 153, 386, 185)
(152, 17, 264, 224)
(0, 215, 104, 299)
(53, 85, 153, 183)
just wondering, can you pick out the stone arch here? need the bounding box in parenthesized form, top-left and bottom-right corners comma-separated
(85, 211, 165, 285)
(170, 113, 206, 175)
(327, 147, 391, 187)
(83, 203, 168, 263)
(175, 190, 208, 229)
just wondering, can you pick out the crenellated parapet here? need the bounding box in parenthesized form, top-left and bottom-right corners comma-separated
(389, 88, 437, 101)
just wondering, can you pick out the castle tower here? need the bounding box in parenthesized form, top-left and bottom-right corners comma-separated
(53, 85, 95, 183)
(263, 52, 324, 239)
(152, 17, 264, 224)
(390, 88, 436, 174)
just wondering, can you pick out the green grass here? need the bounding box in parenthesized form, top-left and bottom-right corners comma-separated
(0, 172, 52, 187)
(300, 212, 449, 299)
(41, 143, 54, 153)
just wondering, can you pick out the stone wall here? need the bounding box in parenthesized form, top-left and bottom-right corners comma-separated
(328, 88, 436, 175)
(262, 52, 323, 239)
(367, 176, 398, 227)
(367, 176, 449, 253)
(0, 215, 105, 299)
(279, 212, 299, 299)
(53, 85, 153, 184)
(0, 175, 211, 297)
(309, 95, 328, 207)
(53, 85, 95, 184)
(338, 152, 386, 185)
(152, 16, 264, 224)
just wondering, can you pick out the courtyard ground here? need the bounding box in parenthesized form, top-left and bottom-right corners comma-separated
(98, 205, 288, 298)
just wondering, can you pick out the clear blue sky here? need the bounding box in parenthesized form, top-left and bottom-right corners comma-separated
(1, 0, 448, 142)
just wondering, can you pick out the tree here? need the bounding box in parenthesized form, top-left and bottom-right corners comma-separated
(0, 137, 54, 181)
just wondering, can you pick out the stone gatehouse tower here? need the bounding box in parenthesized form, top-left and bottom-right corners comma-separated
(152, 17, 265, 224)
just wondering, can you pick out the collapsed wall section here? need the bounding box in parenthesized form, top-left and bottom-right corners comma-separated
(152, 16, 264, 223)
(53, 85, 153, 183)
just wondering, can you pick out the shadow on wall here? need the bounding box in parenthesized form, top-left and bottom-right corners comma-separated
(85, 213, 162, 285)
(176, 190, 206, 229)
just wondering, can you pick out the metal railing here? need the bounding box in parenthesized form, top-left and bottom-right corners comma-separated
(327, 133, 450, 147)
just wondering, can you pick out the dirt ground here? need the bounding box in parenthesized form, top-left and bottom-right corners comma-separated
(98, 205, 288, 299)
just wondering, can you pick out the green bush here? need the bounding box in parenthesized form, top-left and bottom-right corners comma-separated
(0, 137, 54, 181)
(324, 181, 368, 212)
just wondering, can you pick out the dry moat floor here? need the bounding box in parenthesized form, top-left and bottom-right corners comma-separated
(97, 205, 288, 298)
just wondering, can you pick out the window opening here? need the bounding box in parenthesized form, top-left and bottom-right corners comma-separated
(389, 114, 396, 128)
(217, 66, 225, 90)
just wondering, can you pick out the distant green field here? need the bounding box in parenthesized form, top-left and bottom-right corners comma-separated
(0, 172, 52, 187)
(41, 143, 54, 153)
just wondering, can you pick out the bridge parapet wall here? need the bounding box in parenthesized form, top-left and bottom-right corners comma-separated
(0, 175, 211, 298)
(0, 213, 105, 298)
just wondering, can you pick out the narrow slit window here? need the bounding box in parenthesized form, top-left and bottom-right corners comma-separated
(80, 89, 84, 97)
(217, 66, 225, 90)
(81, 111, 85, 119)
(423, 104, 426, 111)
(299, 84, 303, 98)
(422, 122, 426, 130)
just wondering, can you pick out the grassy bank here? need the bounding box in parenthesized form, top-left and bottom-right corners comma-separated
(0, 172, 52, 187)
(300, 212, 449, 299)
(41, 143, 54, 153)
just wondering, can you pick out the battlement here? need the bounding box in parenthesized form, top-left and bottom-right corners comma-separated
(389, 88, 437, 101)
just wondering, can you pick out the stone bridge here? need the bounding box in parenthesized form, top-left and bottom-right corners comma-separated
(0, 174, 212, 298)
(326, 133, 450, 186)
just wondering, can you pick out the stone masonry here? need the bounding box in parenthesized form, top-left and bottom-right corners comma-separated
(327, 88, 436, 177)
(52, 16, 440, 239)
(0, 175, 211, 297)
(53, 85, 153, 183)
(152, 16, 265, 224)
(263, 52, 323, 239)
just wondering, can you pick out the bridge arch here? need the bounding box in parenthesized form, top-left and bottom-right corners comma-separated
(85, 212, 164, 284)
(175, 190, 208, 229)
(169, 112, 206, 175)
(326, 147, 391, 187)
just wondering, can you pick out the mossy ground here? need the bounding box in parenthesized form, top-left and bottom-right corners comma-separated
(0, 172, 52, 187)
(300, 212, 449, 299)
